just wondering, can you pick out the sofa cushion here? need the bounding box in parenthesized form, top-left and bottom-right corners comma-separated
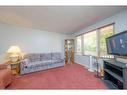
(25, 60, 52, 68)
(42, 60, 52, 63)
(25, 61, 42, 68)
(52, 59, 63, 63)
(22, 59, 31, 65)
(40, 53, 52, 61)
(51, 52, 61, 60)
(24, 54, 41, 62)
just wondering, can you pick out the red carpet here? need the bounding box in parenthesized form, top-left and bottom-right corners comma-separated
(7, 63, 107, 89)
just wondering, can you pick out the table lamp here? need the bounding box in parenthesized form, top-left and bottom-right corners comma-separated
(7, 46, 22, 62)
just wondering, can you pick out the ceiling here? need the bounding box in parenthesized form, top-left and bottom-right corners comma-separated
(0, 6, 127, 34)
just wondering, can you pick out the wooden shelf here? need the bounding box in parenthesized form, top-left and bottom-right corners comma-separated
(64, 39, 74, 64)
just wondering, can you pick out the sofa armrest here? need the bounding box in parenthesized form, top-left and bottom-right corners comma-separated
(60, 58, 65, 62)
(0, 61, 16, 70)
(0, 63, 8, 70)
(0, 67, 12, 89)
(20, 59, 31, 66)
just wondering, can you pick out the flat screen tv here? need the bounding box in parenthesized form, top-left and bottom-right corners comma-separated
(106, 30, 127, 56)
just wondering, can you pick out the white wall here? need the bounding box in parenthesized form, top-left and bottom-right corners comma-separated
(72, 10, 127, 68)
(0, 23, 69, 62)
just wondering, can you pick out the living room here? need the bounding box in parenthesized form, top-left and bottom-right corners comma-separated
(0, 4, 127, 92)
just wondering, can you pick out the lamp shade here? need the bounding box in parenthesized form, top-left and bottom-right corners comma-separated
(7, 46, 21, 54)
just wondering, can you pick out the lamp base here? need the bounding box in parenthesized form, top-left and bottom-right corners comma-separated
(10, 56, 19, 63)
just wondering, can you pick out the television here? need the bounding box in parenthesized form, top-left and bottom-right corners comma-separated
(106, 30, 127, 56)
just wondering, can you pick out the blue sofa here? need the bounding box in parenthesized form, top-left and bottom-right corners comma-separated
(20, 52, 65, 75)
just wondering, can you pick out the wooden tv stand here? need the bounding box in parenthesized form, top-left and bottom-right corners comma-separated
(103, 59, 127, 89)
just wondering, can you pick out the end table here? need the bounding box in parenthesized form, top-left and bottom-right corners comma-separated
(10, 61, 20, 75)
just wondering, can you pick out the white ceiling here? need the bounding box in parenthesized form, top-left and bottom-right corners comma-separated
(0, 6, 127, 34)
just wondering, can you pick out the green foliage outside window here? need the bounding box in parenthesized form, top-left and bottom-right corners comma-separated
(100, 26, 113, 53)
(83, 25, 113, 56)
(84, 31, 96, 52)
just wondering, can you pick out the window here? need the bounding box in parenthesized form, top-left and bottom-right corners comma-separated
(99, 25, 114, 58)
(83, 30, 97, 56)
(76, 24, 114, 58)
(76, 36, 82, 53)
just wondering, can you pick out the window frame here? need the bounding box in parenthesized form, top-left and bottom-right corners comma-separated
(83, 30, 97, 56)
(75, 35, 82, 55)
(98, 24, 115, 58)
(75, 23, 115, 58)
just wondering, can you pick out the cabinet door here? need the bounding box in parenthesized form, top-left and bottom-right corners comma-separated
(123, 69, 127, 89)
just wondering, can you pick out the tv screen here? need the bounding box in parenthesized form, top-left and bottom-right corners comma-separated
(106, 31, 127, 56)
